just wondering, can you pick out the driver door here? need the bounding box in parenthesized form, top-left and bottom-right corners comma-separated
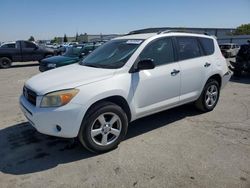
(21, 41, 41, 61)
(132, 37, 181, 118)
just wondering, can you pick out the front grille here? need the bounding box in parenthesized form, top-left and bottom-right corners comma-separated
(23, 87, 37, 106)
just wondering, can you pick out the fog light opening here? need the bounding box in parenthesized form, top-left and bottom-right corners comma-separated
(56, 125, 62, 132)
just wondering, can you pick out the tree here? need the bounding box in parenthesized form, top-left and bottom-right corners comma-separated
(234, 24, 250, 35)
(63, 34, 68, 42)
(51, 37, 60, 44)
(28, 36, 35, 41)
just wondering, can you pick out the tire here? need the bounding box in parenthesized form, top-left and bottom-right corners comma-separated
(39, 65, 46, 72)
(0, 57, 12, 68)
(195, 79, 220, 112)
(78, 102, 128, 153)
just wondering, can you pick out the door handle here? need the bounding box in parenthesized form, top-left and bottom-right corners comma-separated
(171, 69, 180, 76)
(204, 62, 211, 67)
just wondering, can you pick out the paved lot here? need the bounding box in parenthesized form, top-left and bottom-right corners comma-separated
(0, 62, 250, 188)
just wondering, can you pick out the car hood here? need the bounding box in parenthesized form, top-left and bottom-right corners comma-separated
(25, 64, 116, 95)
(41, 55, 79, 64)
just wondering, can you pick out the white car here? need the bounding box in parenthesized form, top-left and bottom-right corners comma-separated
(20, 31, 232, 153)
(219, 43, 240, 58)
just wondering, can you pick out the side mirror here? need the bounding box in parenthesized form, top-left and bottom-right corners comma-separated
(34, 45, 38, 50)
(130, 59, 155, 73)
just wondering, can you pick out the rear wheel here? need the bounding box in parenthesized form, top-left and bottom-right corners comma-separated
(195, 79, 220, 112)
(0, 57, 12, 68)
(78, 102, 128, 153)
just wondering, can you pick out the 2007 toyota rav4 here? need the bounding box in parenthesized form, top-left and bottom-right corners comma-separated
(20, 31, 232, 153)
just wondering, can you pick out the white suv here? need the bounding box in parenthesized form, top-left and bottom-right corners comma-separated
(20, 31, 231, 153)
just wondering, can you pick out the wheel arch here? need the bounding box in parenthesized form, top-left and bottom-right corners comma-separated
(0, 56, 13, 61)
(83, 95, 132, 123)
(207, 74, 222, 88)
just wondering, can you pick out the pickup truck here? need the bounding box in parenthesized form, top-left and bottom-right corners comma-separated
(0, 40, 55, 68)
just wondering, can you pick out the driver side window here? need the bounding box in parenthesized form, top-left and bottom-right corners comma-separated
(139, 37, 175, 66)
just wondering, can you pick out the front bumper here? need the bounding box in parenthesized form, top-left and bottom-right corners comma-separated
(19, 95, 84, 138)
(221, 71, 233, 89)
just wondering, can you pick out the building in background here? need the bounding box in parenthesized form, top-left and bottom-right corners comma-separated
(217, 35, 250, 45)
(53, 33, 121, 43)
(129, 27, 250, 45)
(129, 27, 235, 37)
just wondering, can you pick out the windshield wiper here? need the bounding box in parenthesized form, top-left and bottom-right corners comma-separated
(83, 64, 102, 68)
(82, 62, 120, 69)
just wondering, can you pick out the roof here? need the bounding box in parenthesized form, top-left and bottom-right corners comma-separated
(1, 41, 15, 44)
(115, 31, 213, 41)
(115, 33, 157, 40)
(130, 27, 235, 34)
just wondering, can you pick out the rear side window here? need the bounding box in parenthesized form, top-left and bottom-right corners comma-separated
(176, 37, 202, 61)
(1, 43, 16, 48)
(199, 38, 215, 55)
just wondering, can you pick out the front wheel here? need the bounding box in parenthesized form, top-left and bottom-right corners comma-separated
(195, 79, 220, 112)
(78, 102, 128, 153)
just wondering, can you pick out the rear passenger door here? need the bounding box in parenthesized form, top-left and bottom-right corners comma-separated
(175, 36, 208, 102)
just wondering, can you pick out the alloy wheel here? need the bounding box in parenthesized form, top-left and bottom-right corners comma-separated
(90, 112, 122, 146)
(205, 84, 218, 107)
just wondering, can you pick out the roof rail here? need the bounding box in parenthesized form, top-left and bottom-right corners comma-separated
(127, 29, 211, 36)
(157, 30, 210, 35)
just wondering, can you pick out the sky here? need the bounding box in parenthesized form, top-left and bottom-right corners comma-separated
(0, 0, 249, 41)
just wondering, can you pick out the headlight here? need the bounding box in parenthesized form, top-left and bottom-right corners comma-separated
(40, 89, 79, 107)
(47, 63, 56, 68)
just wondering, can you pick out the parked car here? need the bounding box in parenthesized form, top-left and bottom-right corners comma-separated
(219, 43, 240, 58)
(20, 31, 231, 153)
(230, 43, 250, 76)
(55, 45, 67, 55)
(45, 43, 60, 49)
(68, 42, 79, 47)
(0, 40, 55, 68)
(39, 43, 102, 72)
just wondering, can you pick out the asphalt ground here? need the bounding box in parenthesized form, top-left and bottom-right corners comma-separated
(0, 61, 249, 188)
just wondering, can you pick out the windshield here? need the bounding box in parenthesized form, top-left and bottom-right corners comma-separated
(63, 47, 82, 57)
(80, 39, 143, 69)
(220, 45, 231, 50)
